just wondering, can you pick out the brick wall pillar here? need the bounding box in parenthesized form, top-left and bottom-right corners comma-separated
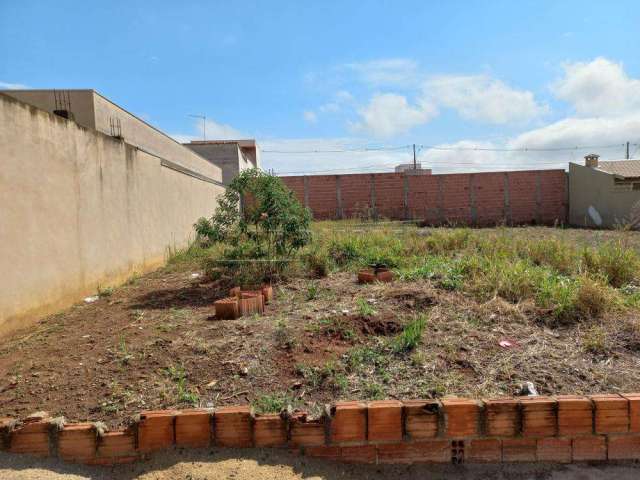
(503, 172, 512, 225)
(469, 174, 478, 226)
(336, 175, 343, 219)
(370, 174, 377, 220)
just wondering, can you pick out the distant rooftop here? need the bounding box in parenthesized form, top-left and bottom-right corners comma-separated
(597, 159, 640, 179)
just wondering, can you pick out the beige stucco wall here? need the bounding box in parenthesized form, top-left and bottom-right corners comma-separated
(569, 162, 640, 228)
(0, 94, 225, 336)
(2, 89, 222, 183)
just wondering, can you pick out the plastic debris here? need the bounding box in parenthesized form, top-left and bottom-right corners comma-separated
(499, 339, 517, 348)
(84, 296, 99, 304)
(519, 381, 539, 396)
(190, 272, 201, 279)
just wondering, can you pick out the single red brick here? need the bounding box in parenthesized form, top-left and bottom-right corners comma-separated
(357, 271, 376, 284)
(304, 445, 341, 460)
(289, 414, 325, 447)
(254, 414, 287, 448)
(377, 440, 450, 464)
(239, 293, 264, 316)
(138, 410, 177, 453)
(622, 393, 640, 433)
(572, 436, 607, 461)
(96, 430, 137, 461)
(9, 420, 51, 457)
(215, 297, 240, 320)
(466, 439, 502, 463)
(215, 406, 252, 448)
(590, 394, 629, 434)
(340, 445, 377, 463)
(330, 401, 366, 444)
(375, 270, 393, 282)
(502, 438, 537, 462)
(607, 434, 640, 460)
(367, 400, 402, 443)
(261, 284, 273, 303)
(556, 395, 593, 436)
(537, 437, 572, 463)
(483, 398, 519, 437)
(403, 400, 439, 440)
(175, 410, 211, 448)
(520, 397, 557, 437)
(442, 398, 480, 438)
(58, 424, 97, 463)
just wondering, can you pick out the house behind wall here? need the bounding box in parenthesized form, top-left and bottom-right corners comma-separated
(569, 155, 640, 228)
(0, 92, 225, 336)
(184, 140, 260, 185)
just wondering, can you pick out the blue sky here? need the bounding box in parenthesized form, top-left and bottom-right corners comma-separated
(1, 1, 640, 173)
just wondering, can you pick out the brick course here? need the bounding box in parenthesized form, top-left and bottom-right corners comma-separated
(3, 393, 640, 466)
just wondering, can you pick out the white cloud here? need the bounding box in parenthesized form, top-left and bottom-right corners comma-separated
(303, 110, 318, 124)
(552, 57, 640, 116)
(344, 58, 420, 87)
(352, 93, 437, 138)
(509, 114, 640, 159)
(171, 118, 245, 143)
(319, 90, 354, 114)
(0, 81, 28, 90)
(425, 74, 549, 124)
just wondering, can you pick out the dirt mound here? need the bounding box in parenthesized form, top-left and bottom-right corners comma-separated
(349, 313, 403, 336)
(385, 287, 437, 309)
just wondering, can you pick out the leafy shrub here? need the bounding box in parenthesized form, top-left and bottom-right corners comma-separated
(195, 169, 311, 283)
(195, 169, 311, 259)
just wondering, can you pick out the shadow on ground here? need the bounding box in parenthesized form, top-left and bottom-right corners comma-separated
(128, 283, 224, 310)
(2, 449, 640, 480)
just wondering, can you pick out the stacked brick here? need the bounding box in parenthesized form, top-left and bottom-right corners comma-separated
(1, 394, 639, 466)
(280, 169, 567, 226)
(213, 285, 273, 319)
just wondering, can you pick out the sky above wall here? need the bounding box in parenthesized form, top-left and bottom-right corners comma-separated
(1, 1, 639, 174)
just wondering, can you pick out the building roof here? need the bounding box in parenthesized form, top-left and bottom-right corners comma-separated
(188, 139, 257, 149)
(597, 159, 640, 179)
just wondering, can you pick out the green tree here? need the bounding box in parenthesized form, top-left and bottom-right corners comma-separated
(195, 168, 312, 259)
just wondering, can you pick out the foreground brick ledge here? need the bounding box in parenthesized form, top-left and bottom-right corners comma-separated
(2, 394, 640, 466)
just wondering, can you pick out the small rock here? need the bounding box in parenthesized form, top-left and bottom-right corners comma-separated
(341, 309, 349, 315)
(239, 367, 248, 377)
(84, 296, 99, 304)
(190, 273, 201, 279)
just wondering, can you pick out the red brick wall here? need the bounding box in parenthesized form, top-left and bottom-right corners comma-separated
(280, 169, 568, 226)
(4, 393, 639, 465)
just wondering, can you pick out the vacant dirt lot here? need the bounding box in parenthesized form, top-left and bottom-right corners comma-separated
(1, 225, 639, 428)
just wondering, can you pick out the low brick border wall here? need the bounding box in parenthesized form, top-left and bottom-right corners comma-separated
(1, 394, 639, 466)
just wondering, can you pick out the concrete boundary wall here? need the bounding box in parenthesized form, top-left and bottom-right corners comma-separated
(0, 94, 225, 336)
(2, 393, 639, 465)
(281, 170, 568, 226)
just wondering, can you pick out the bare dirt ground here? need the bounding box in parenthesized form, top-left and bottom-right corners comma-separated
(1, 227, 640, 429)
(1, 449, 640, 480)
